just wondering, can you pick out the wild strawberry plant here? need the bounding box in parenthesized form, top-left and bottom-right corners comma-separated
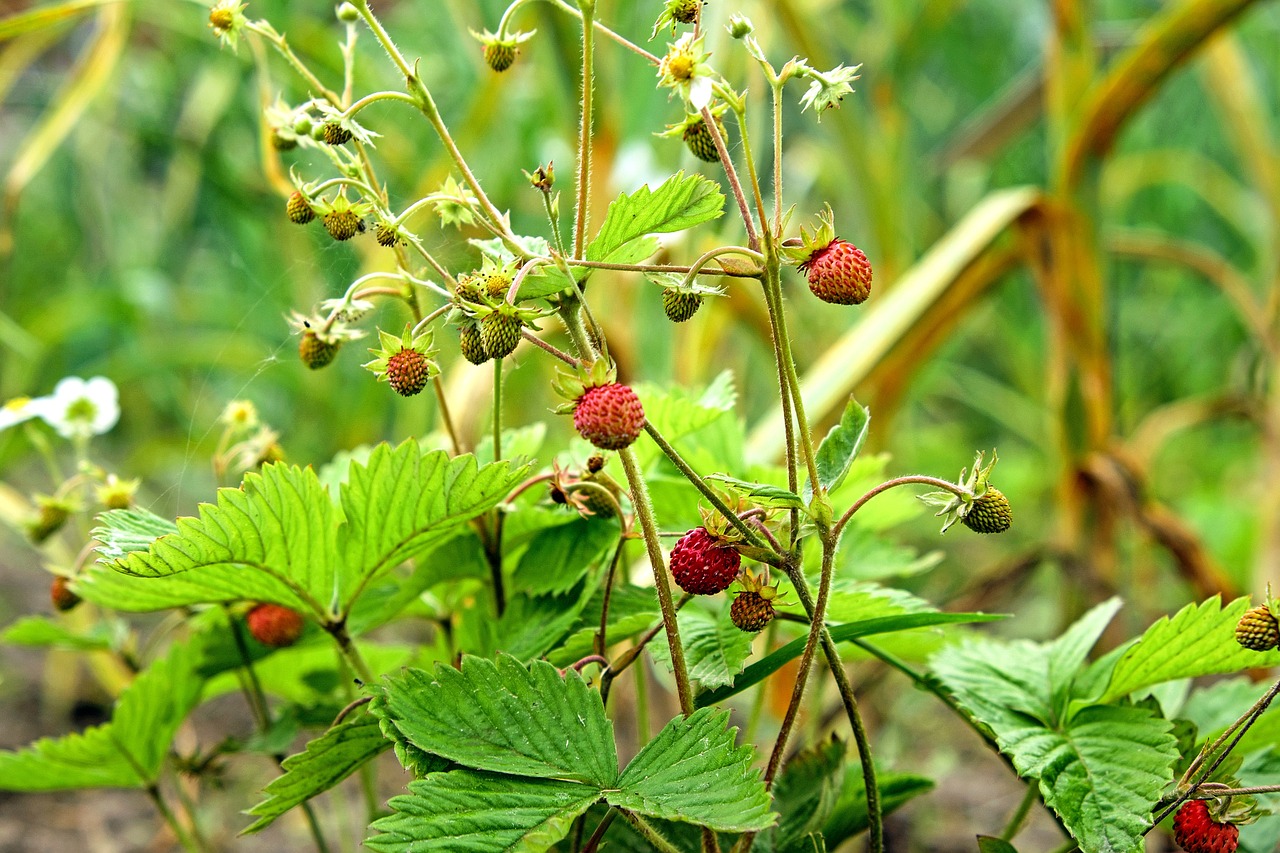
(3, 2, 1280, 853)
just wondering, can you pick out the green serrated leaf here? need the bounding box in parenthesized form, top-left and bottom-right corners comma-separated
(379, 655, 617, 786)
(650, 602, 752, 690)
(1, 615, 114, 651)
(546, 584, 659, 667)
(461, 585, 593, 662)
(699, 612, 1004, 707)
(0, 641, 202, 790)
(91, 507, 178, 562)
(705, 474, 806, 510)
(753, 737, 845, 851)
(610, 708, 774, 832)
(512, 518, 617, 596)
(338, 442, 528, 609)
(820, 768, 934, 848)
(1049, 597, 1122, 712)
(1090, 597, 1280, 706)
(587, 172, 725, 266)
(243, 715, 389, 833)
(367, 770, 600, 852)
(1011, 704, 1177, 853)
(806, 398, 869, 500)
(80, 461, 342, 614)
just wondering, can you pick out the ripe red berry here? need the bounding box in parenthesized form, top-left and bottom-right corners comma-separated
(386, 348, 429, 397)
(799, 239, 873, 305)
(573, 383, 645, 450)
(1174, 799, 1238, 853)
(669, 527, 741, 595)
(246, 603, 305, 648)
(51, 576, 81, 612)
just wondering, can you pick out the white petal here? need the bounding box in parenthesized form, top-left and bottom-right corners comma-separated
(688, 76, 713, 111)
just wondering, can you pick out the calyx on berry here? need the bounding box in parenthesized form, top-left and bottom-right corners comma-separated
(469, 28, 535, 73)
(363, 325, 439, 397)
(919, 450, 1009, 534)
(645, 271, 725, 323)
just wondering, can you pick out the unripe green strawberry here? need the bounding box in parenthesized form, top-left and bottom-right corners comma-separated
(480, 310, 522, 359)
(662, 289, 703, 322)
(962, 487, 1012, 534)
(246, 603, 305, 648)
(484, 41, 517, 72)
(299, 331, 339, 369)
(271, 127, 298, 151)
(51, 576, 81, 612)
(731, 589, 775, 632)
(322, 208, 362, 241)
(670, 526, 740, 595)
(671, 0, 703, 23)
(573, 383, 645, 450)
(683, 115, 725, 163)
(386, 348, 430, 396)
(1174, 800, 1239, 853)
(459, 321, 489, 365)
(1235, 605, 1280, 652)
(321, 121, 352, 145)
(374, 223, 400, 247)
(800, 238, 873, 305)
(286, 191, 315, 225)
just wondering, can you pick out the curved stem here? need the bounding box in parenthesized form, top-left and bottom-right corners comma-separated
(547, 0, 659, 63)
(522, 330, 581, 366)
(1000, 783, 1038, 842)
(833, 475, 972, 539)
(246, 21, 341, 104)
(618, 446, 694, 715)
(341, 89, 417, 118)
(563, 257, 762, 277)
(678, 245, 766, 288)
(726, 99, 770, 245)
(701, 102, 759, 251)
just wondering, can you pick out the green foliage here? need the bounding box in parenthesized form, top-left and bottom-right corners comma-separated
(649, 600, 753, 689)
(244, 715, 390, 833)
(0, 615, 115, 651)
(0, 641, 202, 790)
(808, 397, 870, 500)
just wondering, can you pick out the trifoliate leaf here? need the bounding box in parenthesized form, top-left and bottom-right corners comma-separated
(806, 397, 869, 501)
(610, 708, 774, 832)
(1085, 596, 1280, 707)
(366, 770, 601, 852)
(243, 715, 390, 833)
(0, 641, 202, 790)
(649, 601, 752, 689)
(378, 655, 617, 787)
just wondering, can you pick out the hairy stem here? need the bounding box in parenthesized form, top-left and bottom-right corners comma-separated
(572, 0, 596, 259)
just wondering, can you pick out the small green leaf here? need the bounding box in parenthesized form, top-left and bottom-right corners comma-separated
(587, 172, 725, 266)
(379, 655, 617, 787)
(649, 602, 752, 690)
(610, 708, 774, 832)
(806, 398, 869, 500)
(1089, 597, 1280, 706)
(1, 616, 114, 651)
(243, 715, 390, 833)
(546, 584, 659, 667)
(512, 518, 617, 596)
(705, 474, 806, 510)
(699, 612, 1003, 707)
(366, 770, 601, 852)
(0, 641, 202, 790)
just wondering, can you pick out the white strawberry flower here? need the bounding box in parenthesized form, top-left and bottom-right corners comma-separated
(32, 376, 121, 439)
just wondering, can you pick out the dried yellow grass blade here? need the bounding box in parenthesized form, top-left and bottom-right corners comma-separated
(0, 0, 120, 42)
(746, 187, 1042, 463)
(1, 3, 127, 257)
(1064, 0, 1262, 186)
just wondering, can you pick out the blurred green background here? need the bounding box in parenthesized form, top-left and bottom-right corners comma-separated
(2, 0, 1280, 846)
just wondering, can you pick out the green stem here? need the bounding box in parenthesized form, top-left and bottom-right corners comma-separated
(771, 80, 783, 235)
(341, 89, 417, 118)
(833, 475, 972, 539)
(641, 422, 774, 554)
(701, 103, 759, 251)
(1001, 783, 1038, 842)
(490, 357, 507, 617)
(581, 808, 619, 853)
(618, 446, 694, 716)
(145, 784, 200, 852)
(564, 258, 763, 277)
(762, 265, 820, 490)
(328, 621, 374, 683)
(542, 191, 567, 256)
(678, 245, 766, 289)
(572, 0, 595, 259)
(758, 257, 800, 546)
(546, 0, 659, 63)
(725, 99, 770, 245)
(620, 811, 684, 853)
(246, 21, 341, 104)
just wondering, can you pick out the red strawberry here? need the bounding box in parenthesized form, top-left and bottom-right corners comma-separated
(51, 576, 81, 612)
(1174, 799, 1238, 853)
(246, 603, 305, 648)
(573, 383, 645, 450)
(386, 348, 430, 396)
(784, 206, 872, 305)
(799, 239, 872, 305)
(670, 527, 741, 595)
